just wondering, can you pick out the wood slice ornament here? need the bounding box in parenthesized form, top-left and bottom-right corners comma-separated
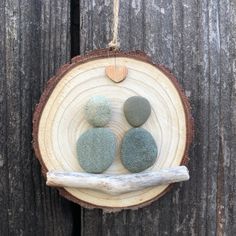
(33, 49, 193, 211)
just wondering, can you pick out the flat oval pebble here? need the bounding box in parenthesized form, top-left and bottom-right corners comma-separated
(85, 96, 112, 127)
(77, 128, 116, 173)
(121, 128, 157, 173)
(124, 96, 151, 127)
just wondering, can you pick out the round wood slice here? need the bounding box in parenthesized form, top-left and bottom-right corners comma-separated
(33, 49, 193, 212)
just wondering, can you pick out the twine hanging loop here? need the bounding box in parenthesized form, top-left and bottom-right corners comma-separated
(108, 0, 120, 50)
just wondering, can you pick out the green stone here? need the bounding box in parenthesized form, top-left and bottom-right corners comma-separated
(77, 128, 116, 173)
(85, 96, 112, 127)
(121, 128, 157, 173)
(123, 96, 151, 127)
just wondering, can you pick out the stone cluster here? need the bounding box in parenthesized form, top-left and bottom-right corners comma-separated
(121, 96, 158, 173)
(77, 95, 158, 174)
(77, 96, 116, 173)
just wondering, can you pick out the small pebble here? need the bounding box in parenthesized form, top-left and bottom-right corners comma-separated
(85, 96, 112, 127)
(77, 128, 116, 173)
(123, 96, 151, 127)
(121, 128, 157, 173)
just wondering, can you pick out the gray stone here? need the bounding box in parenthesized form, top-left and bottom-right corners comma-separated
(123, 96, 151, 127)
(84, 96, 112, 127)
(121, 128, 157, 173)
(77, 128, 116, 173)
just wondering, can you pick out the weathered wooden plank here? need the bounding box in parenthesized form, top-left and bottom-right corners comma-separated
(81, 208, 103, 236)
(206, 1, 221, 234)
(32, 1, 73, 235)
(5, 1, 25, 234)
(79, 0, 236, 235)
(229, 2, 236, 234)
(0, 0, 73, 235)
(171, 0, 199, 235)
(142, 1, 176, 235)
(0, 1, 9, 235)
(217, 1, 236, 235)
(80, 0, 113, 53)
(20, 1, 40, 234)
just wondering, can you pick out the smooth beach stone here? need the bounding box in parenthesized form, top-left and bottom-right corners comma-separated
(84, 96, 112, 127)
(77, 128, 116, 173)
(121, 128, 157, 173)
(124, 96, 151, 127)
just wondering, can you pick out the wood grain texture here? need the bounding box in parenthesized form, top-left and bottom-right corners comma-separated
(78, 0, 236, 235)
(32, 49, 193, 210)
(0, 0, 73, 235)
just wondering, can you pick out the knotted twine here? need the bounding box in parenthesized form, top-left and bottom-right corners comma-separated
(108, 0, 120, 50)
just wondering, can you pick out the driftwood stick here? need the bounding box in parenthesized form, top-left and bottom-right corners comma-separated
(46, 166, 189, 195)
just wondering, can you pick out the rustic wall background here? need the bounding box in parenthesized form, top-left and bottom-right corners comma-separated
(1, 0, 236, 235)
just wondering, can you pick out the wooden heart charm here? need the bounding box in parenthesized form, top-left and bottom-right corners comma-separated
(105, 65, 128, 83)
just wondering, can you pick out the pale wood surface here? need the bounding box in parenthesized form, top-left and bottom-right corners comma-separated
(37, 55, 189, 209)
(47, 166, 190, 195)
